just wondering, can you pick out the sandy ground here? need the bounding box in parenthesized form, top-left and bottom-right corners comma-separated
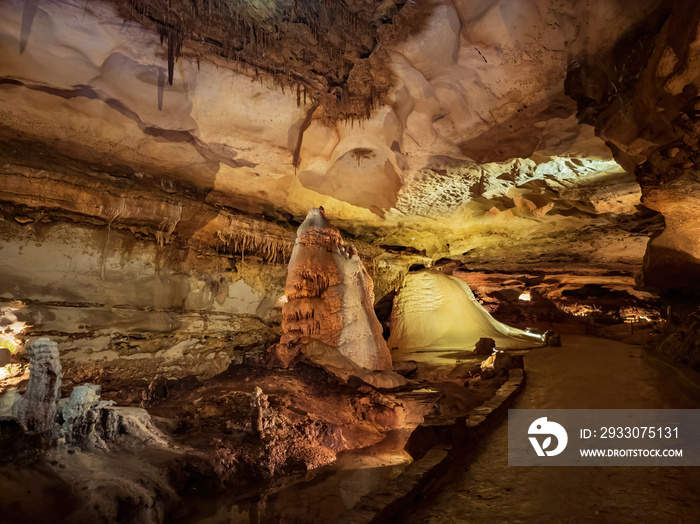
(408, 335, 700, 523)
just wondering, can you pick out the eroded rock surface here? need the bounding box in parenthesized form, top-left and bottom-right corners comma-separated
(15, 338, 62, 434)
(0, 0, 698, 417)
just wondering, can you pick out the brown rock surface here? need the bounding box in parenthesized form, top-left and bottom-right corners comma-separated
(474, 337, 496, 355)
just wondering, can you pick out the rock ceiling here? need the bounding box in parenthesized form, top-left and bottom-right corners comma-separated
(1, 0, 699, 290)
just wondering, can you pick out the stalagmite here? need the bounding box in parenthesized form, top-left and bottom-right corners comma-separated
(15, 337, 62, 434)
(281, 207, 392, 371)
(250, 386, 270, 440)
(56, 383, 171, 450)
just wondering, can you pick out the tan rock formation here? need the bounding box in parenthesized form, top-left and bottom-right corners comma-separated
(281, 208, 392, 371)
(388, 272, 543, 351)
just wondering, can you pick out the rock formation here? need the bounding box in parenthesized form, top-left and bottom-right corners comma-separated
(474, 337, 497, 355)
(15, 337, 62, 434)
(2, 338, 170, 450)
(281, 208, 392, 371)
(389, 272, 544, 351)
(480, 351, 524, 378)
(250, 386, 270, 440)
(1, 0, 698, 383)
(0, 389, 21, 419)
(56, 384, 171, 450)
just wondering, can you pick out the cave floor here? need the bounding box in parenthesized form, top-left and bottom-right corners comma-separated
(407, 335, 700, 523)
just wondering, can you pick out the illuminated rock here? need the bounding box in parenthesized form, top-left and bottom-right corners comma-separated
(388, 272, 543, 351)
(281, 208, 392, 371)
(480, 350, 523, 377)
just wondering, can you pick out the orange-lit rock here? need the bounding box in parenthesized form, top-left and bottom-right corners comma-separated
(282, 208, 392, 371)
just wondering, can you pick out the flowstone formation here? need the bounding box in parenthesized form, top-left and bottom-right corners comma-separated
(281, 207, 392, 371)
(389, 272, 544, 351)
(56, 384, 171, 451)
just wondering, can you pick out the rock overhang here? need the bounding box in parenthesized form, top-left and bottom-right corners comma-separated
(0, 0, 697, 287)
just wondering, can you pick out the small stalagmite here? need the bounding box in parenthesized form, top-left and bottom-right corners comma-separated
(281, 207, 392, 371)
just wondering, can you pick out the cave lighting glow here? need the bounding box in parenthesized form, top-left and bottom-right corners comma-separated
(0, 304, 29, 381)
(0, 304, 28, 353)
(519, 292, 531, 301)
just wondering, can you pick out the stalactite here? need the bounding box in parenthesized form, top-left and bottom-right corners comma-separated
(167, 32, 175, 85)
(120, 0, 388, 122)
(214, 225, 293, 264)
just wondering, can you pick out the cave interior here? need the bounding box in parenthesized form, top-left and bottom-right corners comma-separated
(1, 0, 700, 522)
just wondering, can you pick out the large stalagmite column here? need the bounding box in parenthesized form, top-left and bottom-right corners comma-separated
(281, 208, 392, 371)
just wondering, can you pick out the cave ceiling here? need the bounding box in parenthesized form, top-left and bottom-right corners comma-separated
(1, 0, 699, 285)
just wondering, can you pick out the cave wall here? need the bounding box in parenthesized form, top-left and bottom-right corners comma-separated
(0, 165, 291, 392)
(1, 214, 286, 390)
(562, 0, 700, 366)
(565, 0, 700, 293)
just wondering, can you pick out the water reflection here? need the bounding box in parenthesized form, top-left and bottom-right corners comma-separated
(175, 453, 409, 524)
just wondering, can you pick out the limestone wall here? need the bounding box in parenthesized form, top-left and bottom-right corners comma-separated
(0, 217, 286, 390)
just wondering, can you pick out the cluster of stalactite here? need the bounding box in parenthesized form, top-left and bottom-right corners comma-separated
(283, 303, 315, 321)
(117, 0, 402, 119)
(282, 304, 322, 337)
(214, 229, 293, 264)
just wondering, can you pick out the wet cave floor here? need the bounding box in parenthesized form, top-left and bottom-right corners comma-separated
(3, 335, 698, 524)
(163, 351, 508, 523)
(167, 335, 700, 524)
(408, 335, 700, 524)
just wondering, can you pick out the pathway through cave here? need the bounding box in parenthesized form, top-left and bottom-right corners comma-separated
(408, 335, 700, 523)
